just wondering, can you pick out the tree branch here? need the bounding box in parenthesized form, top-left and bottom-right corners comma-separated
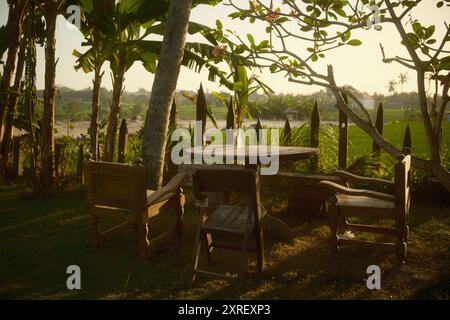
(379, 43, 416, 69)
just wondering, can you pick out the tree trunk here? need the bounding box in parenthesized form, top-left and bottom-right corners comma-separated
(90, 68, 103, 160)
(0, 4, 22, 142)
(1, 39, 26, 176)
(41, 6, 57, 187)
(142, 0, 193, 189)
(104, 65, 125, 162)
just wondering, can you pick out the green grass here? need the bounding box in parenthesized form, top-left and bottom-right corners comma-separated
(177, 104, 228, 120)
(0, 184, 448, 300)
(342, 121, 450, 163)
(322, 109, 406, 122)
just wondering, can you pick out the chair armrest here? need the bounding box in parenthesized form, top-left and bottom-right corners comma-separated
(319, 180, 395, 202)
(145, 172, 188, 207)
(333, 170, 394, 190)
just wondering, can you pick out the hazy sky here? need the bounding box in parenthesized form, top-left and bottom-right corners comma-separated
(0, 1, 449, 95)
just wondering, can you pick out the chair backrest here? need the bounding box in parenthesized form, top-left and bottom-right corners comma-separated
(394, 155, 412, 214)
(83, 160, 147, 213)
(192, 167, 263, 226)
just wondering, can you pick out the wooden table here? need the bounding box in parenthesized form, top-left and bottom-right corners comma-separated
(186, 145, 317, 165)
(185, 145, 319, 238)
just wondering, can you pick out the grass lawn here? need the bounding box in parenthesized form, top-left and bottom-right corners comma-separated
(0, 184, 448, 300)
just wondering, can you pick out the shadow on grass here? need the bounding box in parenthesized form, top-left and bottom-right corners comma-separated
(0, 184, 448, 300)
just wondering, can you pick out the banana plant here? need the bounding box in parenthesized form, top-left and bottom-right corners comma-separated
(212, 62, 274, 128)
(71, 0, 227, 162)
(201, 19, 274, 128)
(71, 0, 115, 161)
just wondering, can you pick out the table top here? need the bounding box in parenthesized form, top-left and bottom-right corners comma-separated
(186, 145, 318, 163)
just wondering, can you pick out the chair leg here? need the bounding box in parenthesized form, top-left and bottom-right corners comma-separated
(396, 242, 406, 264)
(91, 216, 100, 249)
(203, 233, 214, 265)
(139, 222, 150, 259)
(238, 230, 250, 285)
(192, 225, 203, 284)
(256, 227, 265, 275)
(328, 205, 339, 255)
(175, 187, 185, 246)
(396, 217, 408, 264)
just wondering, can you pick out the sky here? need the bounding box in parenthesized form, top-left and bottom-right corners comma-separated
(0, 0, 449, 95)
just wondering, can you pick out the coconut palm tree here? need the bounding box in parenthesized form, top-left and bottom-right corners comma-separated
(398, 72, 408, 92)
(142, 0, 194, 188)
(387, 80, 397, 94)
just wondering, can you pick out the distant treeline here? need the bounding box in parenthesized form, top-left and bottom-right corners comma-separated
(36, 86, 425, 122)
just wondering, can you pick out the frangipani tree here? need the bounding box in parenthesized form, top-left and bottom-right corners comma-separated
(223, 0, 450, 191)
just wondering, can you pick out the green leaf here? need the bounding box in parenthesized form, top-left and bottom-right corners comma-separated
(347, 39, 362, 46)
(270, 63, 278, 73)
(335, 7, 347, 17)
(344, 31, 351, 42)
(247, 34, 255, 46)
(412, 22, 422, 35)
(424, 25, 435, 39)
(216, 19, 223, 30)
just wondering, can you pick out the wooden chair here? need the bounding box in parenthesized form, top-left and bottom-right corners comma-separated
(319, 155, 411, 263)
(191, 167, 264, 282)
(83, 160, 187, 258)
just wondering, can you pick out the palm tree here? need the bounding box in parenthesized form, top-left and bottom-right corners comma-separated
(387, 80, 397, 94)
(398, 72, 408, 92)
(142, 0, 194, 188)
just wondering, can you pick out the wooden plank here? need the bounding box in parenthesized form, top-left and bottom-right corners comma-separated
(333, 170, 394, 190)
(261, 172, 342, 198)
(339, 206, 395, 219)
(402, 125, 412, 155)
(283, 118, 292, 145)
(145, 172, 188, 207)
(338, 238, 396, 252)
(211, 239, 257, 252)
(193, 167, 256, 195)
(195, 270, 238, 281)
(343, 223, 397, 235)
